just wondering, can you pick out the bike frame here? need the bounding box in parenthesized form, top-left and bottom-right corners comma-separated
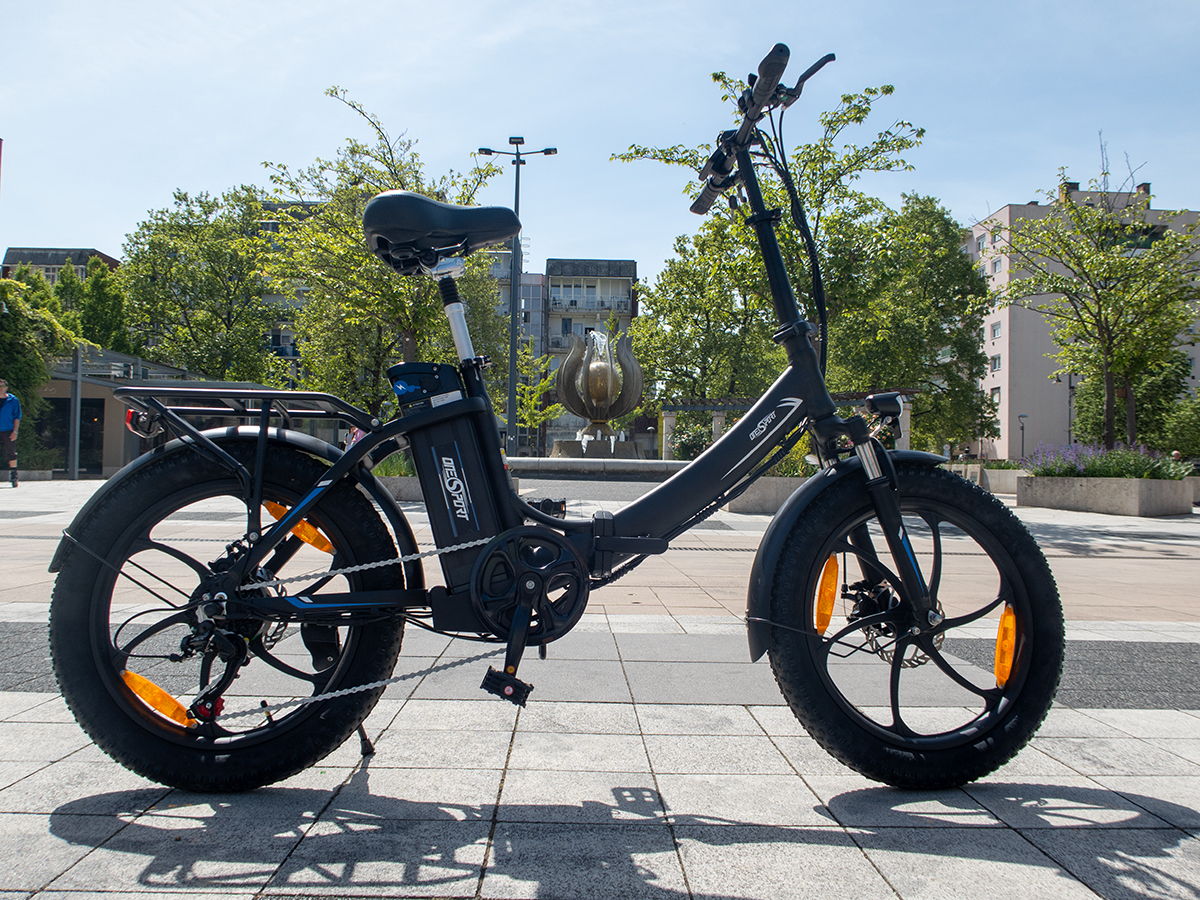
(111, 56, 936, 644)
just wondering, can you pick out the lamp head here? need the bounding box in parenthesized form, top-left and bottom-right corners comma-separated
(509, 136, 524, 146)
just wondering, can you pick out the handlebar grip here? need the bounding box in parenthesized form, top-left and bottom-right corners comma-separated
(689, 179, 723, 215)
(751, 43, 790, 108)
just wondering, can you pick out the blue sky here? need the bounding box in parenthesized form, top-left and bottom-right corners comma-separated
(2, 0, 1198, 284)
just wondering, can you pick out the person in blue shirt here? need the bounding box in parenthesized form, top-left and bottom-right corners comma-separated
(0, 379, 20, 487)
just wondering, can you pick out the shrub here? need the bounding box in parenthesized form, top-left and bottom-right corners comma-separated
(667, 417, 713, 461)
(982, 459, 1022, 470)
(1021, 443, 1190, 480)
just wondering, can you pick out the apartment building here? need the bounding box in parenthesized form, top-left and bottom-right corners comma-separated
(966, 184, 1199, 459)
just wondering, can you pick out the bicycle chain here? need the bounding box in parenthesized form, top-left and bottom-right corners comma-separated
(215, 537, 499, 721)
(215, 648, 501, 722)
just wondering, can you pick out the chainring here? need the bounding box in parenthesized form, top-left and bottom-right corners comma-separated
(470, 526, 590, 643)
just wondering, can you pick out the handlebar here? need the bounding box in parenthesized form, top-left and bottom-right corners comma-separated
(689, 45, 834, 215)
(751, 43, 790, 108)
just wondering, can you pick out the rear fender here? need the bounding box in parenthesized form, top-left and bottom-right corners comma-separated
(745, 450, 945, 661)
(50, 427, 423, 591)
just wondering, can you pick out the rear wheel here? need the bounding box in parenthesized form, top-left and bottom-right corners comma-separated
(767, 464, 1064, 788)
(50, 443, 405, 791)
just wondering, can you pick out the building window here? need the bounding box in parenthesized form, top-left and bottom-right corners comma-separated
(990, 355, 1002, 373)
(990, 386, 1001, 405)
(990, 321, 1002, 339)
(561, 318, 572, 335)
(992, 258, 1002, 274)
(976, 235, 986, 253)
(991, 231, 1000, 244)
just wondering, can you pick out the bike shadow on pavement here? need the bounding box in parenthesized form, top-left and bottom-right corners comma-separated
(45, 767, 1200, 898)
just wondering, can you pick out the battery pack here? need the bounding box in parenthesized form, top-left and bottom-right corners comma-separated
(388, 362, 464, 415)
(405, 404, 501, 594)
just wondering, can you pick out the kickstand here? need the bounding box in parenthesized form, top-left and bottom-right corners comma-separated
(357, 723, 375, 756)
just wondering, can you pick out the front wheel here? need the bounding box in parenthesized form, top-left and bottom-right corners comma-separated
(767, 463, 1064, 788)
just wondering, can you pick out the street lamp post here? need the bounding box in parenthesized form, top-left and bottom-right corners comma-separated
(477, 137, 556, 457)
(1018, 413, 1029, 458)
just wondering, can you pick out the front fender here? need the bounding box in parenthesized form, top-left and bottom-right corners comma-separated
(50, 427, 422, 591)
(745, 449, 945, 661)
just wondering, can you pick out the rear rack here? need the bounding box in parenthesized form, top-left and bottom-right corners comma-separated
(112, 385, 380, 432)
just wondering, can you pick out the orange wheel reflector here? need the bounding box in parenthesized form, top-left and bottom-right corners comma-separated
(994, 605, 1017, 687)
(121, 670, 196, 727)
(263, 500, 334, 554)
(815, 555, 839, 636)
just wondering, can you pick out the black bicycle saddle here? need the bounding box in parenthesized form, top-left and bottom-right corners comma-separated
(363, 190, 521, 275)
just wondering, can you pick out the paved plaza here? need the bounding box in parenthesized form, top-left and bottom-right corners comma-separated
(1, 477, 1199, 898)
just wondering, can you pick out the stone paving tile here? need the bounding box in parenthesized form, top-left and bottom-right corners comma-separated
(747, 704, 808, 737)
(0, 722, 92, 762)
(1081, 708, 1200, 739)
(45, 813, 304, 893)
(962, 776, 1173, 829)
(0, 759, 169, 816)
(658, 773, 832, 828)
(771, 735, 860, 777)
(1035, 707, 1132, 739)
(0, 812, 127, 892)
(496, 770, 664, 824)
(1021, 827, 1200, 900)
(5, 696, 75, 725)
(805, 777, 1001, 828)
(38, 893, 259, 900)
(643, 733, 793, 776)
(0, 692, 57, 720)
(516, 700, 640, 735)
(370, 727, 514, 770)
(265, 818, 490, 897)
(508, 731, 650, 773)
(329, 766, 503, 823)
(146, 766, 353, 821)
(976, 745, 1084, 779)
(1091, 775, 1200, 829)
(1032, 737, 1200, 777)
(481, 822, 686, 899)
(850, 826, 1098, 899)
(387, 698, 520, 733)
(633, 703, 763, 735)
(615, 632, 750, 663)
(675, 824, 896, 900)
(1145, 738, 1200, 766)
(623, 660, 784, 705)
(0, 761, 43, 792)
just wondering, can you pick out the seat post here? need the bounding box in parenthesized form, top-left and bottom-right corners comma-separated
(432, 259, 475, 363)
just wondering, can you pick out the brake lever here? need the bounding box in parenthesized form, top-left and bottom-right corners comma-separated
(782, 52, 836, 108)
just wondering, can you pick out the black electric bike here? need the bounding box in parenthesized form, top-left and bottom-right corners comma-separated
(49, 44, 1064, 793)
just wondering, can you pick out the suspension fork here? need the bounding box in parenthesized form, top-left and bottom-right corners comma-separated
(849, 424, 934, 625)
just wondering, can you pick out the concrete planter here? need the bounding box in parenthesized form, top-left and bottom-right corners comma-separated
(1016, 475, 1193, 517)
(979, 468, 1028, 494)
(725, 476, 807, 515)
(1185, 476, 1200, 504)
(15, 470, 54, 481)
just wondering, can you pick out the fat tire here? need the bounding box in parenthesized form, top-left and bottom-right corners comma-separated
(767, 464, 1064, 788)
(50, 442, 405, 791)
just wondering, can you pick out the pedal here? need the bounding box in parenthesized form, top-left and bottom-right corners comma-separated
(481, 667, 534, 706)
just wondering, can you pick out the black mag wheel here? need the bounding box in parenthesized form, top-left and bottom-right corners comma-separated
(768, 463, 1064, 789)
(50, 442, 406, 792)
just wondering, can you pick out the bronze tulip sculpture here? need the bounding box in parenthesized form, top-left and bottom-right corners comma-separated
(556, 331, 643, 436)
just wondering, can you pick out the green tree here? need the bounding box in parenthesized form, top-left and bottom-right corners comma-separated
(120, 186, 288, 383)
(267, 88, 506, 417)
(52, 258, 84, 333)
(828, 195, 995, 452)
(79, 256, 134, 353)
(1071, 350, 1193, 451)
(620, 82, 993, 449)
(10, 264, 60, 317)
(515, 343, 564, 432)
(0, 277, 78, 467)
(998, 173, 1200, 448)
